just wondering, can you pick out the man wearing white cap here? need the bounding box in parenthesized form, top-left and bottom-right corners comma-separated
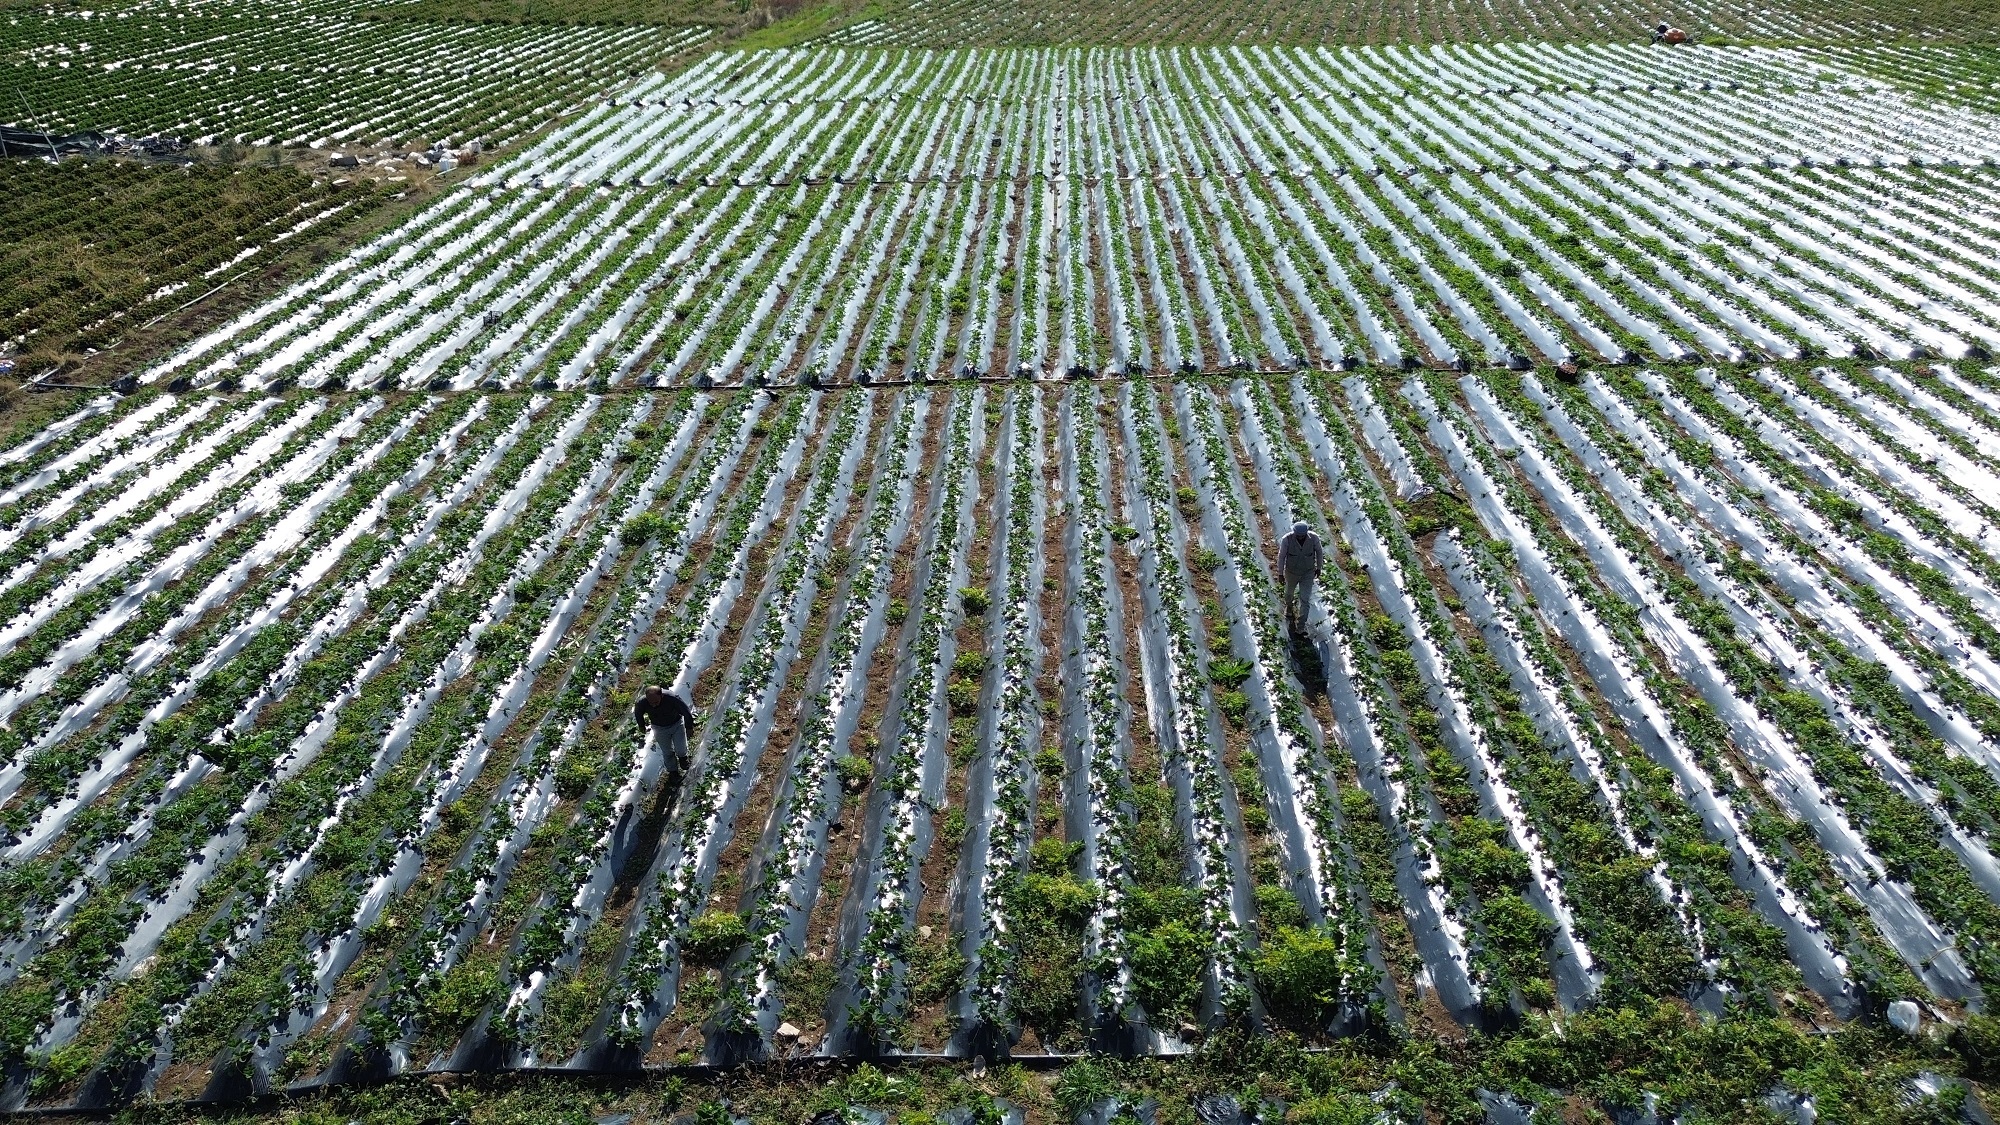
(1277, 520, 1323, 632)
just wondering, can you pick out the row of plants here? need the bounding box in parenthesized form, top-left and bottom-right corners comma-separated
(1175, 382, 1371, 995)
(0, 392, 587, 1091)
(812, 0, 1976, 45)
(1451, 368, 1949, 1002)
(1542, 369, 2000, 980)
(7, 350, 2000, 1104)
(125, 46, 2000, 398)
(842, 387, 981, 1046)
(474, 391, 774, 1057)
(600, 388, 844, 1048)
(1617, 367, 2000, 756)
(0, 395, 438, 847)
(964, 388, 1056, 1036)
(1285, 376, 1547, 1013)
(112, 392, 633, 1088)
(0, 394, 483, 982)
(0, 163, 386, 368)
(0, 396, 338, 749)
(1347, 373, 1711, 1004)
(340, 391, 709, 1069)
(1120, 380, 1253, 1020)
(206, 391, 670, 1082)
(720, 391, 929, 1045)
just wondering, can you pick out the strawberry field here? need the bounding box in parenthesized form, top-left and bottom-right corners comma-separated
(2, 1, 707, 149)
(113, 46, 2000, 393)
(817, 0, 2000, 47)
(5, 5, 2000, 1121)
(9, 351, 2000, 1114)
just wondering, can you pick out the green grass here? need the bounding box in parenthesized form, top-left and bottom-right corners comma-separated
(730, 0, 886, 47)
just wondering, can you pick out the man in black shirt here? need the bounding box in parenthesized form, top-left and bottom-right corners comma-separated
(634, 684, 696, 789)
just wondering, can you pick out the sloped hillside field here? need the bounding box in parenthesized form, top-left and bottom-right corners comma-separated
(7, 36, 2000, 1123)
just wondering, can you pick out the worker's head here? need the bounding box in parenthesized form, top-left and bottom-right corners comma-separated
(645, 685, 665, 703)
(1292, 521, 1310, 538)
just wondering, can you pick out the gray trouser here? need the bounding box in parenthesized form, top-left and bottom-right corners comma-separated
(656, 723, 689, 784)
(1283, 570, 1315, 624)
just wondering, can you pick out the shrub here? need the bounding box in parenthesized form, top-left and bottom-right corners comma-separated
(1400, 489, 1472, 538)
(1130, 919, 1206, 1020)
(1480, 891, 1556, 958)
(474, 622, 523, 657)
(1054, 1057, 1118, 1119)
(947, 715, 980, 760)
(1442, 831, 1532, 893)
(947, 679, 982, 714)
(1031, 836, 1082, 875)
(620, 510, 671, 545)
(938, 807, 968, 849)
(1035, 744, 1066, 781)
(1192, 546, 1225, 571)
(905, 928, 967, 1004)
(1208, 656, 1253, 688)
(1366, 613, 1403, 649)
(958, 586, 991, 614)
(1011, 868, 1094, 1038)
(419, 959, 503, 1034)
(1518, 976, 1556, 1009)
(834, 753, 872, 792)
(1955, 1012, 2000, 1080)
(438, 794, 480, 839)
(1288, 1093, 1379, 1125)
(777, 954, 836, 1025)
(27, 1043, 93, 1099)
(683, 910, 749, 966)
(1019, 871, 1095, 928)
(1254, 884, 1307, 935)
(554, 752, 594, 799)
(952, 650, 990, 677)
(1252, 925, 1346, 1028)
(1125, 884, 1201, 932)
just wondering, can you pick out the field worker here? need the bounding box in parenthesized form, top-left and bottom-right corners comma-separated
(1653, 22, 1688, 43)
(634, 684, 697, 786)
(1278, 520, 1323, 632)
